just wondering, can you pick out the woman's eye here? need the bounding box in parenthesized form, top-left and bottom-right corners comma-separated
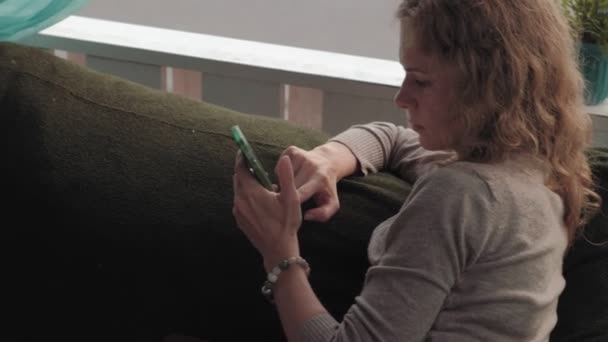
(404, 76, 430, 88)
(414, 79, 429, 87)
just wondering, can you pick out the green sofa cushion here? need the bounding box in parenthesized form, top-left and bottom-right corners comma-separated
(551, 148, 608, 342)
(0, 42, 409, 341)
(0, 42, 606, 342)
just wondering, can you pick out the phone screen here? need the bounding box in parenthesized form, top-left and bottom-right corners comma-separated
(231, 125, 274, 190)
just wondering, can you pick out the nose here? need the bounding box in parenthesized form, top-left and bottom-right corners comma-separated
(394, 80, 414, 109)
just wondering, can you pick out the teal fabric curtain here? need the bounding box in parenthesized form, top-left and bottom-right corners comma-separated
(0, 0, 89, 42)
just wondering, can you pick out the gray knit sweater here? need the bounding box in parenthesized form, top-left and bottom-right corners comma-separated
(297, 122, 568, 342)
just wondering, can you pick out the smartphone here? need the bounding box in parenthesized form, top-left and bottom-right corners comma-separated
(231, 125, 274, 191)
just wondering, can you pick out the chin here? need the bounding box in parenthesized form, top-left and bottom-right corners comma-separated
(417, 133, 430, 149)
(419, 134, 448, 151)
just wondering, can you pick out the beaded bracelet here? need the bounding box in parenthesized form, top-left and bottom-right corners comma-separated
(261, 256, 310, 303)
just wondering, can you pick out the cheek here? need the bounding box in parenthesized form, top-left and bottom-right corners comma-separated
(421, 105, 460, 149)
(417, 99, 450, 125)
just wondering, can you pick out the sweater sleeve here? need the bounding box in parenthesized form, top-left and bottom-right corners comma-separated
(296, 166, 496, 342)
(328, 122, 455, 183)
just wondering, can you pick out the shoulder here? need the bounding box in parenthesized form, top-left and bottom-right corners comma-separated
(410, 161, 496, 204)
(396, 161, 499, 239)
(382, 162, 499, 269)
(398, 162, 500, 250)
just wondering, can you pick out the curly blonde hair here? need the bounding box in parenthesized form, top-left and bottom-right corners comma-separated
(398, 0, 601, 244)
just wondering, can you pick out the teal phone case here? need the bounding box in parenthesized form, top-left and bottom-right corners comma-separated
(231, 125, 274, 190)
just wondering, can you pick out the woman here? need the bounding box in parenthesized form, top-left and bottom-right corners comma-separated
(232, 0, 601, 341)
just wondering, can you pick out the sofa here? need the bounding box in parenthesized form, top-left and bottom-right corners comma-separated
(0, 42, 606, 342)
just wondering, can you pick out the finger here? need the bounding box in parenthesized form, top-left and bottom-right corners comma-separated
(292, 167, 314, 190)
(234, 151, 249, 175)
(305, 190, 339, 222)
(233, 173, 239, 196)
(275, 156, 299, 204)
(297, 179, 322, 203)
(234, 152, 261, 189)
(304, 203, 339, 222)
(279, 146, 305, 183)
(234, 151, 252, 181)
(279, 146, 298, 168)
(279, 145, 303, 161)
(233, 153, 246, 195)
(234, 150, 243, 169)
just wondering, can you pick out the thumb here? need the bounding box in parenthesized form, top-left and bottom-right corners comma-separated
(297, 181, 318, 204)
(276, 156, 299, 203)
(303, 197, 339, 222)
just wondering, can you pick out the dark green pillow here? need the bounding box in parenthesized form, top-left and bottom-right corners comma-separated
(551, 148, 608, 342)
(0, 42, 410, 341)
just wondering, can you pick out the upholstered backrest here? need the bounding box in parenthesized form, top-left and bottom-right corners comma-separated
(552, 148, 608, 342)
(0, 42, 409, 341)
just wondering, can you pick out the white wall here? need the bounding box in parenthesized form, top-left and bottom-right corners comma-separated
(74, 0, 402, 60)
(67, 1, 608, 146)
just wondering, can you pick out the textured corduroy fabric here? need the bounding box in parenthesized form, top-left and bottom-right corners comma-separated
(0, 42, 409, 342)
(551, 148, 608, 342)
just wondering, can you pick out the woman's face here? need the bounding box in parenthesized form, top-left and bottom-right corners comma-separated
(394, 20, 462, 151)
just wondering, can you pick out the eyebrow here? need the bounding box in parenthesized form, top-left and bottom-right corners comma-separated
(399, 58, 426, 74)
(404, 66, 427, 74)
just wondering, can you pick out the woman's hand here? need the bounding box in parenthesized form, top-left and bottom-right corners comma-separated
(232, 152, 302, 271)
(280, 142, 357, 222)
